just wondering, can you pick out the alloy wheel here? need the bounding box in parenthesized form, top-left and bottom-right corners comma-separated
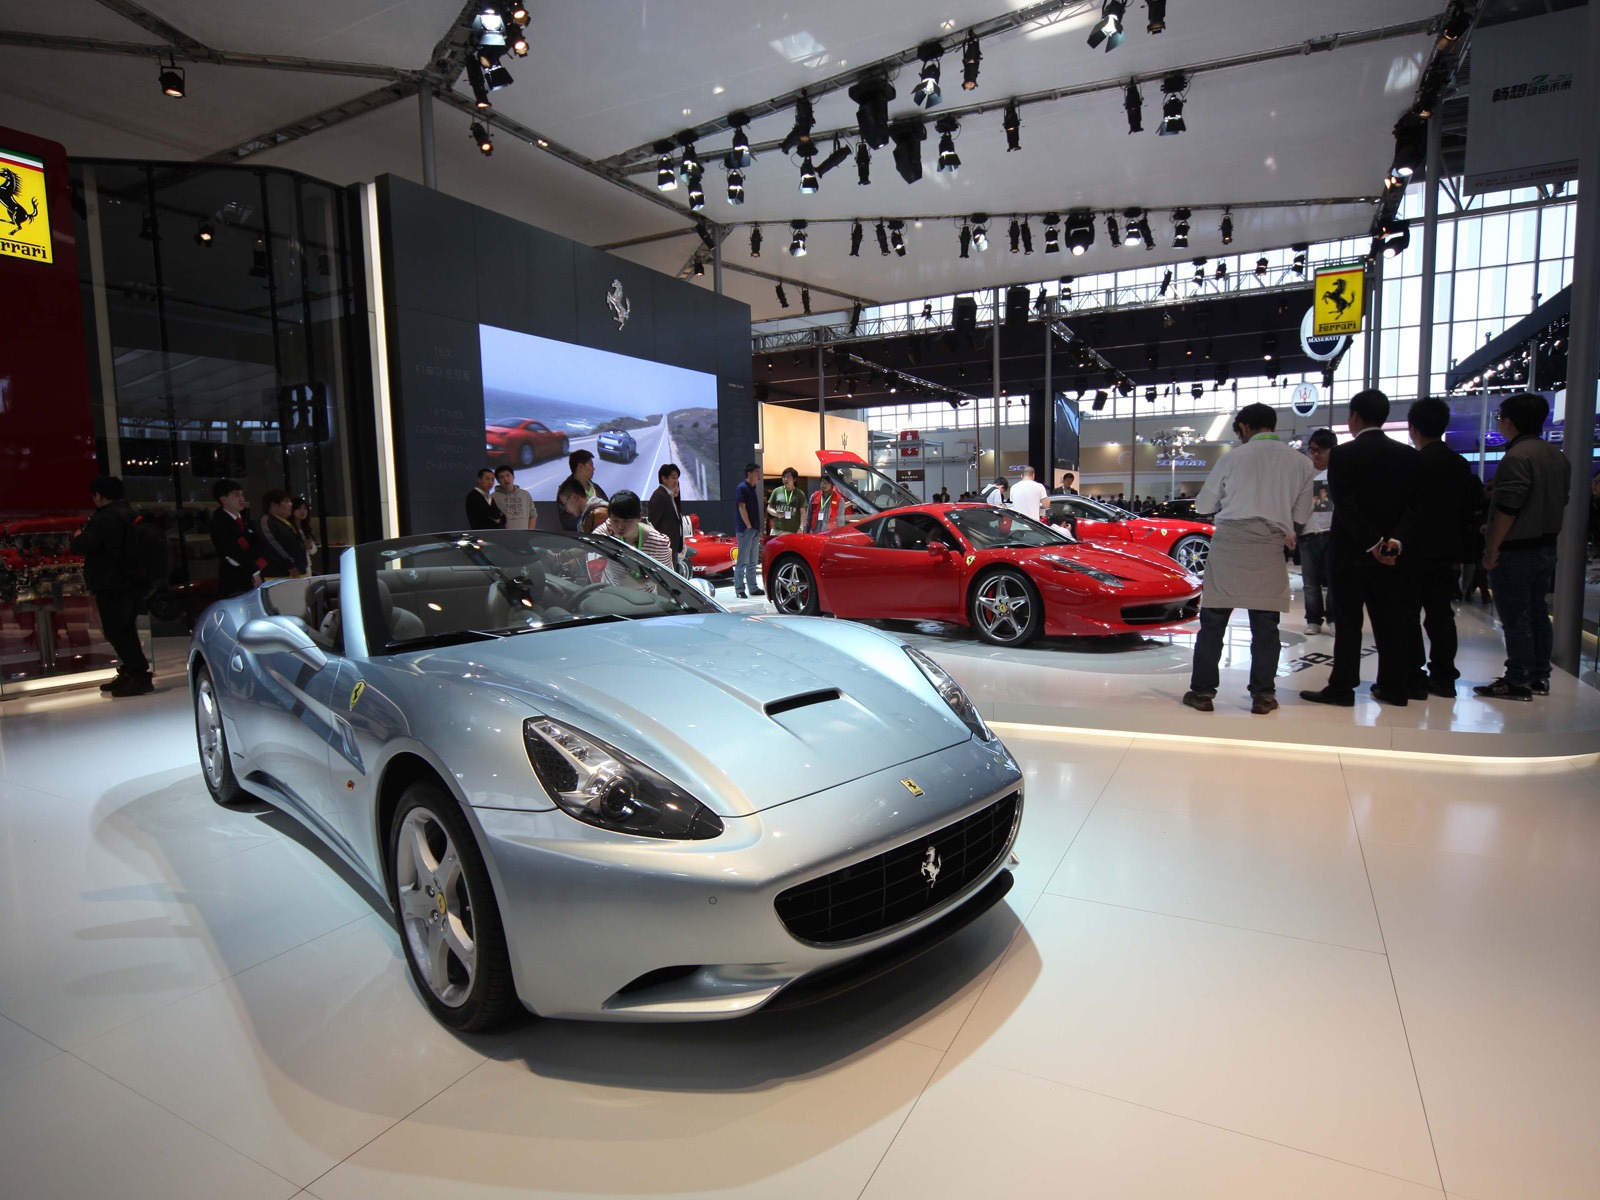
(395, 807, 477, 1008)
(196, 675, 227, 790)
(772, 559, 814, 614)
(1173, 535, 1210, 575)
(973, 574, 1032, 643)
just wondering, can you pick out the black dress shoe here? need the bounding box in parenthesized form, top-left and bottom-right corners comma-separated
(109, 672, 155, 697)
(1299, 687, 1355, 707)
(1368, 684, 1409, 706)
(100, 672, 124, 693)
(1425, 679, 1457, 698)
(1406, 681, 1430, 701)
(1180, 690, 1215, 712)
(1473, 677, 1533, 701)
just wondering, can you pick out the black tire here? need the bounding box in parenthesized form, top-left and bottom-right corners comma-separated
(388, 781, 518, 1032)
(193, 664, 248, 806)
(148, 590, 182, 623)
(769, 555, 820, 615)
(1171, 534, 1210, 575)
(968, 568, 1043, 647)
(516, 442, 535, 469)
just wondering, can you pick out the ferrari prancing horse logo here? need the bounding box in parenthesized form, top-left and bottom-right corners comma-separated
(348, 679, 366, 710)
(901, 778, 923, 797)
(920, 846, 942, 886)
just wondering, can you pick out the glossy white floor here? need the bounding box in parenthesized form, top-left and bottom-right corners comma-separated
(2, 641, 1598, 1200)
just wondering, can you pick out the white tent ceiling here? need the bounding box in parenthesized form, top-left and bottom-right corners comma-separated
(0, 0, 1450, 319)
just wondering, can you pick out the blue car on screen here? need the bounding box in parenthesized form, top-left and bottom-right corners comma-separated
(597, 428, 638, 462)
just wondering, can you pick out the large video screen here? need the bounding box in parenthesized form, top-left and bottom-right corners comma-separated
(479, 324, 722, 501)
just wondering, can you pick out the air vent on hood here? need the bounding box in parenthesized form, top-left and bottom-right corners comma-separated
(763, 688, 842, 717)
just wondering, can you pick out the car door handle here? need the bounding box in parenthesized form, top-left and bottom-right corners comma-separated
(231, 654, 245, 673)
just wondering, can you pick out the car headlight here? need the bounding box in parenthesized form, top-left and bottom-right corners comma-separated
(904, 646, 994, 742)
(1038, 553, 1127, 589)
(523, 718, 724, 840)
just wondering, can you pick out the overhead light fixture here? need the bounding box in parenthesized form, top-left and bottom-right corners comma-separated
(798, 156, 819, 194)
(686, 169, 705, 210)
(194, 221, 214, 247)
(889, 219, 906, 257)
(1146, 386, 1159, 403)
(509, 4, 529, 23)
(855, 142, 871, 185)
(850, 220, 863, 257)
(849, 71, 896, 149)
(1091, 390, 1108, 411)
(1380, 219, 1411, 257)
(1059, 276, 1074, 301)
(1002, 100, 1021, 152)
(1220, 209, 1233, 244)
(816, 137, 852, 176)
(1158, 269, 1172, 296)
(471, 121, 494, 156)
(1136, 212, 1155, 250)
(1262, 333, 1277, 361)
(1158, 74, 1188, 135)
(1043, 213, 1061, 253)
(1106, 213, 1121, 246)
(158, 56, 185, 98)
(1009, 218, 1022, 254)
(1147, 0, 1167, 33)
(1215, 260, 1228, 280)
(775, 282, 789, 308)
(788, 220, 808, 257)
(677, 136, 701, 180)
(1171, 206, 1191, 248)
(890, 119, 927, 184)
(465, 58, 492, 108)
(691, 256, 704, 278)
(725, 162, 745, 204)
(913, 41, 943, 108)
(507, 19, 529, 57)
(935, 115, 961, 172)
(470, 9, 508, 66)
(1087, 1, 1126, 52)
(694, 220, 715, 250)
(1034, 287, 1049, 315)
(961, 34, 981, 90)
(801, 287, 812, 315)
(1391, 113, 1427, 182)
(654, 142, 676, 190)
(1066, 209, 1095, 255)
(780, 93, 816, 156)
(971, 214, 990, 252)
(749, 224, 762, 257)
(1191, 382, 1205, 401)
(1121, 208, 1143, 247)
(1192, 257, 1207, 285)
(958, 221, 972, 259)
(1291, 242, 1308, 274)
(876, 220, 891, 256)
(728, 115, 752, 167)
(1124, 80, 1143, 133)
(1020, 218, 1034, 254)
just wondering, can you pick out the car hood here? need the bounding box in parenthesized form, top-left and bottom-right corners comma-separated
(408, 614, 970, 816)
(1035, 540, 1195, 582)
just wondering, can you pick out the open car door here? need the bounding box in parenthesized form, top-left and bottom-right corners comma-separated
(816, 450, 924, 516)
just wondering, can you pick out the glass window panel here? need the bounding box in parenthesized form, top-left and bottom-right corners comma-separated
(1456, 219, 1481, 270)
(1479, 214, 1509, 266)
(1504, 263, 1535, 318)
(1478, 267, 1506, 321)
(1453, 269, 1479, 320)
(1452, 322, 1479, 361)
(1508, 210, 1537, 262)
(1435, 224, 1453, 273)
(1382, 275, 1402, 327)
(1539, 207, 1565, 260)
(1431, 273, 1452, 324)
(1396, 326, 1420, 390)
(1399, 275, 1421, 325)
(1538, 260, 1566, 303)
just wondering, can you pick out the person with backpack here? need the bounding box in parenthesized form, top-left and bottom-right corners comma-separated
(69, 475, 154, 696)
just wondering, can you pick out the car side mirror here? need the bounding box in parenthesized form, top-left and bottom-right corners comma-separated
(928, 542, 950, 558)
(239, 615, 328, 671)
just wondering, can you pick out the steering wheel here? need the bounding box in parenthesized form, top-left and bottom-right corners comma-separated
(566, 582, 609, 604)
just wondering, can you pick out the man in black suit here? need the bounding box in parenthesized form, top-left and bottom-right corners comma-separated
(1301, 390, 1421, 707)
(465, 467, 506, 531)
(208, 478, 268, 598)
(1399, 397, 1480, 696)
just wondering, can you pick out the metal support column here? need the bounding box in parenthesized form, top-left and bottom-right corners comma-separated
(418, 89, 437, 190)
(1369, 266, 1385, 398)
(1416, 113, 1442, 402)
(712, 228, 723, 296)
(1043, 321, 1054, 484)
(991, 288, 1002, 484)
(816, 341, 826, 451)
(1552, 0, 1600, 672)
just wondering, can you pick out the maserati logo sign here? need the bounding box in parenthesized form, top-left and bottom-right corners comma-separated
(606, 279, 631, 330)
(920, 846, 942, 887)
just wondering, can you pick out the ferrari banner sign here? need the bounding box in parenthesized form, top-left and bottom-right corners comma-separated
(0, 146, 51, 265)
(1312, 264, 1364, 337)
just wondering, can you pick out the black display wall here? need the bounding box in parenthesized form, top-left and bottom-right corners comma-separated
(376, 175, 753, 534)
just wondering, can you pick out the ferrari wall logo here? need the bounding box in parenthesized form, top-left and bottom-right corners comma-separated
(0, 147, 51, 265)
(1312, 264, 1364, 337)
(606, 279, 631, 330)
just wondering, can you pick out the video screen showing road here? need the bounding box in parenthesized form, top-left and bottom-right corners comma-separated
(479, 324, 722, 501)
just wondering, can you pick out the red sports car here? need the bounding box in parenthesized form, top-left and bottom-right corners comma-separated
(1047, 494, 1213, 575)
(762, 452, 1202, 646)
(682, 514, 736, 581)
(485, 419, 569, 469)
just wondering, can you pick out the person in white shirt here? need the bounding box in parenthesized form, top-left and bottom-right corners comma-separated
(1183, 403, 1316, 716)
(1006, 466, 1049, 522)
(981, 477, 1008, 506)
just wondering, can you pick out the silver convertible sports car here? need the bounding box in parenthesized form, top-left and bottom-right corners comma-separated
(189, 531, 1024, 1030)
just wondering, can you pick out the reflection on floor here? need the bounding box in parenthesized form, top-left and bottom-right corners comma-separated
(1, 675, 1596, 1200)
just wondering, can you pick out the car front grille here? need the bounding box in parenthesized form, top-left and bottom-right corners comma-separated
(774, 792, 1020, 946)
(1120, 597, 1200, 625)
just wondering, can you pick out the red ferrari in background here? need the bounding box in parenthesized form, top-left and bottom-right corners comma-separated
(485, 418, 569, 469)
(762, 453, 1201, 646)
(683, 514, 736, 582)
(1047, 494, 1214, 575)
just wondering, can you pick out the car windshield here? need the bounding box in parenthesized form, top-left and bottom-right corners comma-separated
(947, 507, 1073, 550)
(1064, 497, 1129, 521)
(822, 459, 922, 514)
(354, 530, 717, 653)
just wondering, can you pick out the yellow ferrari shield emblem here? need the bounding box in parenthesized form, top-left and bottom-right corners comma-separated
(348, 679, 366, 710)
(1312, 264, 1365, 337)
(901, 778, 924, 797)
(435, 890, 448, 915)
(0, 147, 52, 265)
(965, 554, 976, 566)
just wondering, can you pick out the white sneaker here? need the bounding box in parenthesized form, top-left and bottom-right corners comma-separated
(1304, 622, 1322, 635)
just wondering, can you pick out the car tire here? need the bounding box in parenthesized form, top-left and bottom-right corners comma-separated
(517, 443, 535, 469)
(193, 664, 248, 807)
(1171, 534, 1210, 575)
(770, 555, 820, 615)
(148, 590, 182, 623)
(969, 568, 1043, 647)
(388, 780, 518, 1032)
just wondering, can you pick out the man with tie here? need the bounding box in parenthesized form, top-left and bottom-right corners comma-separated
(208, 479, 268, 597)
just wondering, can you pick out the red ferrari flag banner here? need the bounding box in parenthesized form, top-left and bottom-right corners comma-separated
(0, 146, 52, 264)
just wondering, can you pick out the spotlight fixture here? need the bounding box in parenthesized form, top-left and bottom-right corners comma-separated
(1192, 257, 1206, 285)
(1158, 269, 1172, 296)
(1255, 256, 1270, 278)
(788, 220, 808, 257)
(1034, 287, 1049, 315)
(801, 287, 812, 315)
(1087, 1, 1126, 52)
(958, 221, 972, 259)
(1262, 334, 1277, 361)
(509, 3, 528, 22)
(1091, 390, 1109, 412)
(1002, 100, 1021, 152)
(749, 225, 762, 258)
(1043, 213, 1061, 253)
(1124, 80, 1143, 133)
(1171, 207, 1191, 248)
(1219, 209, 1233, 245)
(922, 302, 934, 320)
(1158, 74, 1188, 135)
(913, 41, 943, 108)
(1391, 113, 1427, 182)
(798, 156, 819, 194)
(194, 222, 214, 247)
(1291, 243, 1308, 274)
(1191, 382, 1205, 400)
(470, 9, 508, 66)
(507, 19, 529, 56)
(961, 33, 981, 90)
(691, 256, 704, 278)
(158, 55, 185, 98)
(890, 120, 927, 184)
(677, 136, 701, 179)
(933, 115, 961, 173)
(848, 72, 896, 149)
(654, 141, 677, 190)
(1066, 210, 1095, 255)
(971, 214, 990, 252)
(1147, 0, 1167, 33)
(780, 93, 816, 157)
(1009, 218, 1022, 254)
(470, 121, 493, 156)
(1106, 213, 1121, 246)
(465, 58, 493, 108)
(1059, 277, 1074, 301)
(1215, 261, 1228, 280)
(888, 219, 906, 257)
(725, 162, 745, 204)
(1020, 218, 1033, 254)
(1121, 208, 1143, 247)
(876, 220, 891, 256)
(686, 169, 705, 210)
(694, 219, 715, 251)
(775, 282, 789, 309)
(729, 116, 752, 168)
(1145, 386, 1159, 403)
(1380, 219, 1411, 257)
(850, 220, 864, 257)
(855, 142, 871, 185)
(816, 137, 852, 177)
(1184, 341, 1195, 358)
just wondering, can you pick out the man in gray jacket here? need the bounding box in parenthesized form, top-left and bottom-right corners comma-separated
(1474, 392, 1571, 700)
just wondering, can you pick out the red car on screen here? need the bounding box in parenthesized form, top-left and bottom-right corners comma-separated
(1047, 494, 1213, 575)
(485, 419, 569, 469)
(761, 452, 1201, 646)
(683, 514, 736, 581)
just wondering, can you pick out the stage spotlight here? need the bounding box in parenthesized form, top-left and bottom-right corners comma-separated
(961, 34, 981, 90)
(780, 94, 816, 156)
(686, 169, 705, 209)
(1066, 210, 1095, 255)
(913, 41, 943, 108)
(1262, 334, 1277, 361)
(1060, 277, 1073, 301)
(922, 302, 933, 320)
(470, 121, 494, 156)
(1137, 211, 1155, 249)
(1147, 0, 1167, 33)
(1215, 261, 1228, 280)
(775, 282, 789, 308)
(798, 156, 819, 194)
(1124, 81, 1143, 133)
(816, 137, 851, 176)
(694, 220, 715, 251)
(509, 3, 528, 22)
(1091, 390, 1109, 411)
(691, 256, 704, 278)
(1184, 341, 1195, 358)
(1220, 209, 1233, 244)
(159, 57, 185, 98)
(958, 222, 972, 259)
(725, 164, 745, 204)
(1043, 214, 1061, 253)
(788, 220, 808, 257)
(1145, 386, 1158, 403)
(971, 214, 990, 252)
(1009, 218, 1021, 254)
(1158, 269, 1172, 296)
(1192, 258, 1206, 285)
(1291, 243, 1308, 274)
(850, 220, 863, 257)
(801, 287, 811, 315)
(1034, 287, 1049, 315)
(1121, 208, 1143, 247)
(655, 143, 676, 190)
(722, 114, 751, 167)
(1088, 1, 1126, 51)
(1106, 213, 1121, 245)
(1191, 382, 1205, 400)
(482, 61, 513, 90)
(890, 120, 927, 184)
(889, 219, 907, 257)
(936, 115, 962, 172)
(1380, 219, 1411, 257)
(1255, 256, 1269, 278)
(507, 20, 528, 56)
(470, 9, 508, 65)
(1158, 74, 1188, 135)
(1172, 206, 1190, 248)
(748, 224, 762, 258)
(1391, 113, 1427, 181)
(849, 72, 896, 149)
(1020, 218, 1034, 254)
(194, 222, 214, 247)
(855, 142, 871, 185)
(1002, 100, 1021, 152)
(876, 220, 890, 256)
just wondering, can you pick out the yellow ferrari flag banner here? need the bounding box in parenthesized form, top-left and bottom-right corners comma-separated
(1312, 264, 1364, 337)
(0, 146, 52, 265)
